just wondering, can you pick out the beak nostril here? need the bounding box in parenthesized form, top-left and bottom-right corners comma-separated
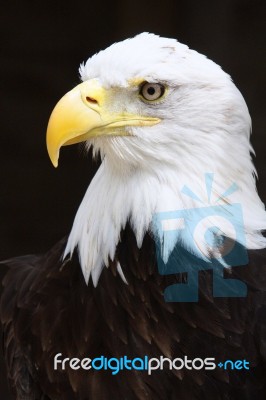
(86, 96, 98, 104)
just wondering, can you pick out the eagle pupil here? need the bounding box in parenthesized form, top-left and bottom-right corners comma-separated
(147, 87, 156, 95)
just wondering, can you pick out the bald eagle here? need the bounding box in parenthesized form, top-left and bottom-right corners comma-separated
(1, 33, 266, 400)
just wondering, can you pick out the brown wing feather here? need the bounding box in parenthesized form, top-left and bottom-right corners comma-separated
(1, 229, 266, 399)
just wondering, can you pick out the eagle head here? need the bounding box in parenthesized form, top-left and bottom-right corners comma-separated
(46, 33, 266, 284)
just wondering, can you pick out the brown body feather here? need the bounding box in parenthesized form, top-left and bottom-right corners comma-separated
(1, 226, 266, 399)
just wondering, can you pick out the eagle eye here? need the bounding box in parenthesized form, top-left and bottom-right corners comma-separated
(139, 82, 165, 102)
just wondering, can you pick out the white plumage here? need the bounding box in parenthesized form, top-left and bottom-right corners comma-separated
(64, 33, 266, 284)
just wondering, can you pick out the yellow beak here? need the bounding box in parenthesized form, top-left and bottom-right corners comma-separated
(46, 79, 161, 167)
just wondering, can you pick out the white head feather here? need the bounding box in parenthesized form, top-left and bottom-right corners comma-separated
(64, 33, 266, 284)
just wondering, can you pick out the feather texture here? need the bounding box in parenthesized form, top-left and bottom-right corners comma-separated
(1, 229, 266, 399)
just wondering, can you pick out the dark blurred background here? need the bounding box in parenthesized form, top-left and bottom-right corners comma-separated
(1, 0, 266, 397)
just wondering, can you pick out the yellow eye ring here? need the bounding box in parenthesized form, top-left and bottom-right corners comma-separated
(139, 82, 165, 102)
